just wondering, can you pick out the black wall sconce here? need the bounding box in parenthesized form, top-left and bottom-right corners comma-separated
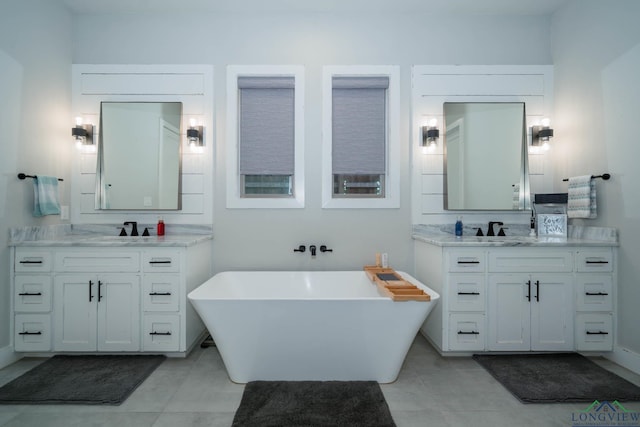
(421, 119, 439, 151)
(72, 117, 93, 148)
(187, 118, 204, 150)
(531, 118, 553, 150)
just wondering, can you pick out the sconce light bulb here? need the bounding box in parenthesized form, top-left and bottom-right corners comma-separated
(542, 142, 550, 151)
(75, 116, 83, 126)
(189, 118, 197, 128)
(541, 117, 551, 127)
(428, 118, 437, 128)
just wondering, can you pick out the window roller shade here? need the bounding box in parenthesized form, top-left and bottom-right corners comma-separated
(332, 76, 388, 175)
(239, 76, 295, 175)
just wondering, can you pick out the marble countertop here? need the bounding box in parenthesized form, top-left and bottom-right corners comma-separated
(9, 224, 213, 248)
(412, 224, 618, 247)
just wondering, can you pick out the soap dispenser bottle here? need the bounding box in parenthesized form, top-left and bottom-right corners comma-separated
(157, 217, 165, 236)
(455, 216, 463, 237)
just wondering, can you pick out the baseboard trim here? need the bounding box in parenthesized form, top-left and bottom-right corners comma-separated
(606, 345, 640, 375)
(0, 345, 22, 370)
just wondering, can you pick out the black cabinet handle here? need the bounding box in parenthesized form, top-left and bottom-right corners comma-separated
(18, 292, 42, 296)
(18, 331, 42, 335)
(149, 331, 172, 336)
(457, 331, 480, 335)
(149, 260, 172, 264)
(585, 292, 609, 296)
(586, 331, 609, 335)
(457, 292, 480, 295)
(89, 280, 94, 302)
(19, 260, 43, 264)
(457, 260, 480, 264)
(98, 281, 103, 302)
(535, 280, 540, 302)
(586, 260, 609, 264)
(149, 292, 172, 296)
(526, 280, 531, 302)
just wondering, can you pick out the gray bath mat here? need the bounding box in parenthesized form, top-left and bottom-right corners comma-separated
(473, 353, 640, 403)
(0, 354, 165, 405)
(232, 380, 396, 426)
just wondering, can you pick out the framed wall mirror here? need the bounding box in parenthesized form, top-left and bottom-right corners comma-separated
(96, 102, 182, 210)
(443, 102, 530, 211)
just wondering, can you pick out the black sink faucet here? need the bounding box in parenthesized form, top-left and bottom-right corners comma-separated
(123, 221, 139, 236)
(310, 245, 317, 257)
(487, 221, 504, 237)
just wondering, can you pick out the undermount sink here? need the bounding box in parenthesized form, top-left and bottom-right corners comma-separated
(88, 235, 159, 242)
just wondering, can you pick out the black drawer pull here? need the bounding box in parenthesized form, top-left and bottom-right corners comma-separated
(149, 292, 172, 296)
(19, 331, 42, 335)
(149, 260, 172, 264)
(585, 260, 609, 264)
(149, 331, 172, 336)
(18, 292, 42, 296)
(457, 292, 480, 295)
(585, 292, 609, 296)
(19, 260, 43, 264)
(586, 331, 609, 335)
(457, 331, 480, 335)
(457, 260, 480, 264)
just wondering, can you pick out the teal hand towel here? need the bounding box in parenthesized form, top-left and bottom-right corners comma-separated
(33, 176, 61, 216)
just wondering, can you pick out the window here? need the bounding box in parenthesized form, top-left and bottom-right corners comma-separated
(322, 66, 400, 208)
(227, 66, 305, 208)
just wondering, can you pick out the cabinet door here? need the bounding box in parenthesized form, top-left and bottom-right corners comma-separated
(97, 274, 140, 351)
(530, 274, 574, 351)
(487, 274, 531, 351)
(54, 275, 97, 351)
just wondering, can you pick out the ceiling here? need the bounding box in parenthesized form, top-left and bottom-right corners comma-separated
(60, 0, 571, 15)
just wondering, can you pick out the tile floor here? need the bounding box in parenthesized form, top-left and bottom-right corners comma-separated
(0, 335, 639, 427)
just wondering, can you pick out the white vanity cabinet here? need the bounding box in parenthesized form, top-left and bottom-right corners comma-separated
(13, 251, 54, 352)
(414, 239, 616, 355)
(487, 249, 574, 351)
(574, 249, 615, 351)
(11, 238, 212, 356)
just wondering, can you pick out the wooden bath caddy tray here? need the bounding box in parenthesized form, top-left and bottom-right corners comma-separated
(364, 266, 431, 302)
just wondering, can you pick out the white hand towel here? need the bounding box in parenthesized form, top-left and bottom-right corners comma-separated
(33, 176, 61, 217)
(512, 183, 520, 209)
(567, 175, 597, 219)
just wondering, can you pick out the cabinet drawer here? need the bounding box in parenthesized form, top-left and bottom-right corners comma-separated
(575, 313, 613, 351)
(143, 251, 181, 273)
(143, 275, 180, 312)
(488, 250, 573, 272)
(55, 251, 140, 272)
(143, 315, 180, 351)
(448, 313, 485, 351)
(14, 275, 52, 312)
(14, 314, 51, 352)
(447, 250, 485, 272)
(576, 250, 613, 273)
(15, 251, 52, 272)
(448, 274, 485, 312)
(576, 275, 613, 311)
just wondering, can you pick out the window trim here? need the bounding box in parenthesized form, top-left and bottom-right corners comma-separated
(226, 65, 305, 209)
(322, 65, 400, 209)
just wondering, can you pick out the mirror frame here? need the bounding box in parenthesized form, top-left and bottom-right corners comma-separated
(95, 101, 183, 211)
(443, 101, 530, 211)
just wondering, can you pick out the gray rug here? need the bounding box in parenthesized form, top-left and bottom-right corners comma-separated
(0, 355, 165, 405)
(232, 381, 396, 427)
(473, 353, 640, 403)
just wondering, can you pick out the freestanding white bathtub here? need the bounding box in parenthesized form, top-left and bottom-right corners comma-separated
(188, 270, 439, 383)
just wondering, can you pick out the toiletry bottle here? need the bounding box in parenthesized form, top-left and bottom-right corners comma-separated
(455, 216, 463, 237)
(529, 212, 537, 237)
(157, 218, 165, 236)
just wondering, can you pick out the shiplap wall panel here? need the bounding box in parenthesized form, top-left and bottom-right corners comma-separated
(71, 64, 214, 225)
(412, 65, 554, 224)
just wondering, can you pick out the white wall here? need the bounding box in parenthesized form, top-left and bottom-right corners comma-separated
(0, 0, 71, 360)
(71, 12, 552, 273)
(551, 1, 640, 358)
